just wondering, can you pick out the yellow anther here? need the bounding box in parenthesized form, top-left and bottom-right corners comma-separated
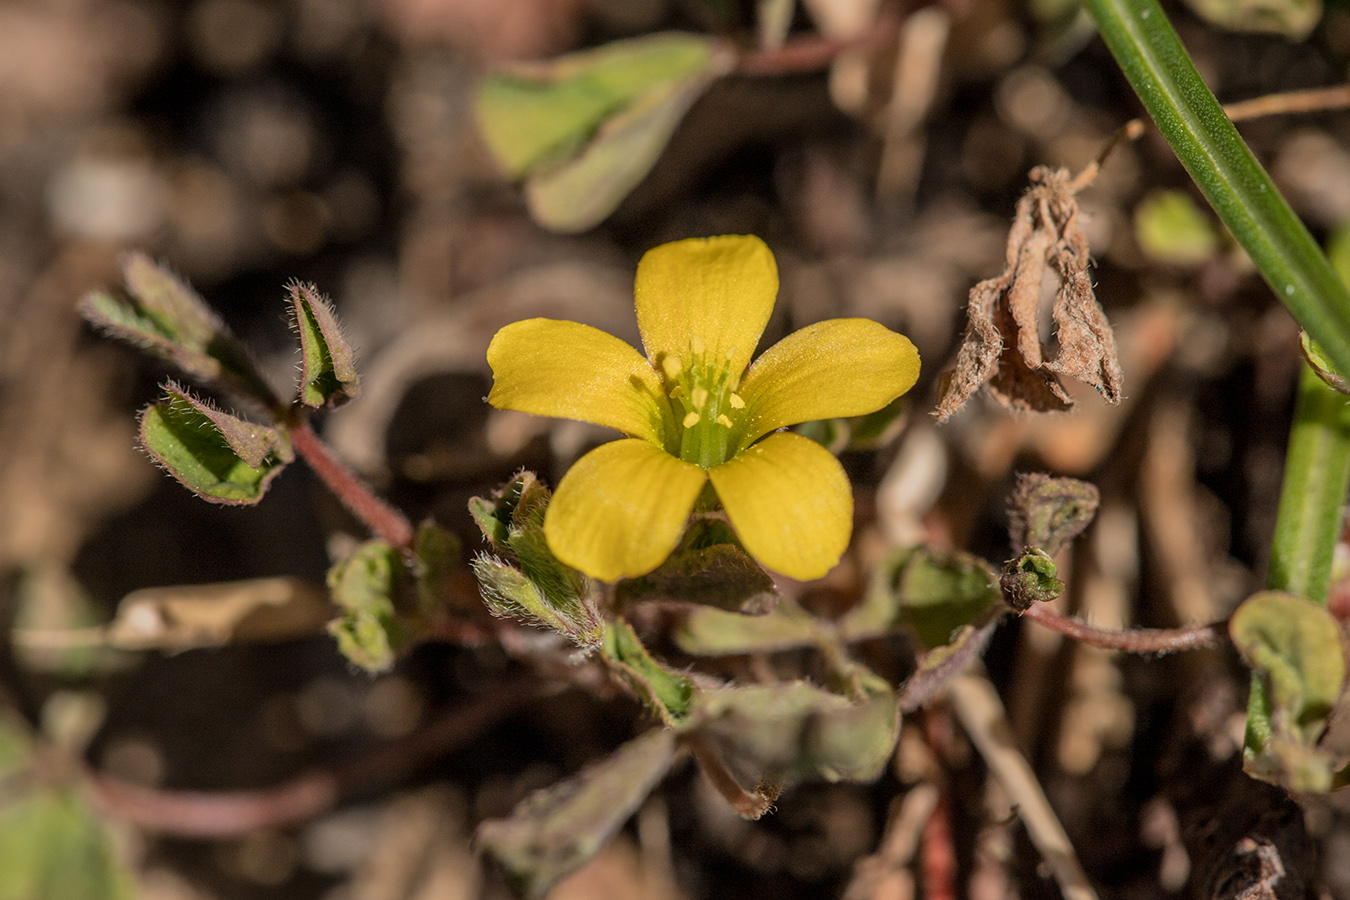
(682, 412, 701, 428)
(669, 385, 684, 399)
(716, 414, 733, 428)
(660, 355, 683, 380)
(689, 335, 706, 355)
(729, 392, 745, 409)
(691, 386, 709, 410)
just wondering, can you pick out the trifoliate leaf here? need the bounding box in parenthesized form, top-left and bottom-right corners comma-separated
(139, 387, 291, 505)
(80, 252, 278, 407)
(477, 728, 677, 899)
(289, 282, 360, 408)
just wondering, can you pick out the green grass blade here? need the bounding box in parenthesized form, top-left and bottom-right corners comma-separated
(1082, 0, 1350, 377)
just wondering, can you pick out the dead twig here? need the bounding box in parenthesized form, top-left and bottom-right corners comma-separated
(949, 671, 1099, 900)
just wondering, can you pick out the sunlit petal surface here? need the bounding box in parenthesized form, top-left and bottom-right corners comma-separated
(545, 439, 707, 581)
(488, 318, 673, 446)
(708, 432, 852, 580)
(634, 235, 777, 378)
(731, 319, 920, 452)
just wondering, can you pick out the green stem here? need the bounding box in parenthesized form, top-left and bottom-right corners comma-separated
(1081, 0, 1350, 378)
(1267, 363, 1350, 602)
(1246, 362, 1350, 755)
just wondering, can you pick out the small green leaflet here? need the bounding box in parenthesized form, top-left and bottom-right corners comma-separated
(475, 33, 736, 233)
(139, 386, 292, 505)
(290, 282, 361, 408)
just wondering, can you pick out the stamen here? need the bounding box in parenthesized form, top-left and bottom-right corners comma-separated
(691, 386, 709, 409)
(729, 392, 745, 409)
(669, 385, 684, 399)
(689, 335, 706, 355)
(716, 415, 733, 428)
(682, 412, 701, 428)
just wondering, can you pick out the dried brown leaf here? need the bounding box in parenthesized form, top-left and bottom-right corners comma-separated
(935, 167, 1121, 421)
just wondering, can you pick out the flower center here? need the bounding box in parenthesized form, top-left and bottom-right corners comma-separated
(659, 337, 745, 469)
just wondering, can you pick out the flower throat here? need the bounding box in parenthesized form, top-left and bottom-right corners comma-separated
(660, 337, 745, 469)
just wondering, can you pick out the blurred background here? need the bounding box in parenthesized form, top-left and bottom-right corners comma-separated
(4, 0, 1350, 897)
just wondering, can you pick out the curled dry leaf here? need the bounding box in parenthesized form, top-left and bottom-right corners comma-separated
(935, 167, 1122, 421)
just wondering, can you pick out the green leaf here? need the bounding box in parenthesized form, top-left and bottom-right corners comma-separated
(617, 541, 778, 614)
(1081, 0, 1350, 381)
(1133, 189, 1220, 265)
(0, 790, 137, 900)
(1181, 0, 1319, 39)
(139, 387, 291, 505)
(469, 473, 602, 646)
(862, 547, 1002, 650)
(475, 33, 735, 233)
(603, 620, 698, 727)
(477, 33, 724, 177)
(999, 548, 1064, 610)
(477, 728, 678, 898)
(695, 677, 899, 784)
(327, 540, 406, 673)
(472, 555, 604, 647)
(1232, 591, 1345, 745)
(674, 601, 821, 656)
(80, 252, 278, 409)
(289, 282, 360, 409)
(1006, 474, 1100, 556)
(1232, 590, 1348, 791)
(1300, 331, 1350, 395)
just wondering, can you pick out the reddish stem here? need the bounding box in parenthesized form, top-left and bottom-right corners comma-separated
(1020, 603, 1224, 653)
(290, 421, 414, 550)
(85, 677, 533, 836)
(736, 13, 900, 76)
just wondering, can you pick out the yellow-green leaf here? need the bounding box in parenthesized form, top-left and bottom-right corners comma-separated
(1133, 189, 1221, 265)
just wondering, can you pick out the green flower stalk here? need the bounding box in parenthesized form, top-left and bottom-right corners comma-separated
(486, 235, 921, 581)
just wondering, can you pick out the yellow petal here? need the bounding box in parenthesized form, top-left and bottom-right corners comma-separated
(545, 439, 707, 581)
(488, 319, 673, 447)
(731, 319, 920, 452)
(634, 235, 777, 377)
(708, 432, 852, 580)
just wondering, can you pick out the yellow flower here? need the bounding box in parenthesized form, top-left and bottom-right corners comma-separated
(486, 235, 920, 582)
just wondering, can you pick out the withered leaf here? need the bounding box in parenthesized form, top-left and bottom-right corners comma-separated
(936, 167, 1122, 421)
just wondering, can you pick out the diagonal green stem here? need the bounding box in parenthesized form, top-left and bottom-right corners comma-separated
(1081, 0, 1350, 378)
